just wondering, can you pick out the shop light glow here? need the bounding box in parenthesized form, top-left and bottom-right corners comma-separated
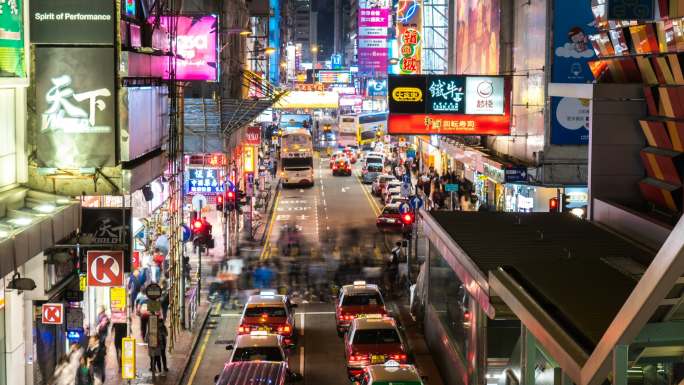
(9, 217, 32, 227)
(34, 204, 56, 213)
(56, 198, 71, 205)
(0, 230, 8, 239)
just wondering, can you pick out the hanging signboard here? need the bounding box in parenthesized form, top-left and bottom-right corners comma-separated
(244, 146, 257, 173)
(388, 74, 511, 135)
(86, 250, 125, 287)
(155, 16, 218, 81)
(30, 0, 115, 44)
(245, 126, 261, 145)
(186, 167, 225, 195)
(35, 47, 116, 169)
(0, 0, 26, 78)
(358, 6, 389, 74)
(396, 0, 422, 74)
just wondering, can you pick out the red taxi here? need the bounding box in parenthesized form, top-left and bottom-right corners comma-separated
(372, 175, 396, 196)
(335, 281, 387, 336)
(376, 204, 404, 232)
(333, 157, 352, 176)
(344, 315, 408, 378)
(329, 152, 344, 168)
(237, 292, 297, 345)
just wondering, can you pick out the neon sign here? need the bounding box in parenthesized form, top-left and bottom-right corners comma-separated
(396, 0, 422, 74)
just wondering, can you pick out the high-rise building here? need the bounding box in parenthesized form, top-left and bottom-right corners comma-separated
(294, 0, 312, 62)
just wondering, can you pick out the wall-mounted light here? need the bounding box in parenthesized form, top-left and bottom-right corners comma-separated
(34, 204, 56, 213)
(9, 217, 32, 227)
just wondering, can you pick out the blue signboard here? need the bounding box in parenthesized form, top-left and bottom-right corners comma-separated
(409, 196, 423, 210)
(186, 167, 225, 194)
(268, 0, 281, 85)
(504, 167, 528, 183)
(331, 54, 342, 69)
(550, 96, 590, 145)
(366, 79, 387, 96)
(607, 0, 654, 20)
(426, 76, 466, 114)
(551, 0, 598, 83)
(445, 183, 459, 192)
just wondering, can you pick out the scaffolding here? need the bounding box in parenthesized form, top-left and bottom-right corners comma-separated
(423, 0, 448, 74)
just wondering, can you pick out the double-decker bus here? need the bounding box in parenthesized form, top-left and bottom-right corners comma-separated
(337, 114, 358, 147)
(280, 129, 314, 187)
(356, 112, 388, 146)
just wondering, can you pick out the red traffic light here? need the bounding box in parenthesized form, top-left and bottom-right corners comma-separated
(549, 197, 559, 212)
(226, 190, 235, 200)
(217, 195, 224, 203)
(192, 219, 204, 232)
(401, 212, 415, 225)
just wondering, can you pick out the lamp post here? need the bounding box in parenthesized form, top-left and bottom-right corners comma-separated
(311, 45, 319, 70)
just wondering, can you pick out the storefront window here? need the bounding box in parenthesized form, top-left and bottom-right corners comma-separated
(429, 243, 470, 358)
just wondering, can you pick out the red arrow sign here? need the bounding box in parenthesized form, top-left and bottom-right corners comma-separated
(87, 251, 124, 287)
(42, 304, 63, 325)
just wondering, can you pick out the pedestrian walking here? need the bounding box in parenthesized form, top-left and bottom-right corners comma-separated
(145, 315, 163, 375)
(75, 356, 93, 385)
(135, 291, 151, 340)
(95, 306, 110, 344)
(127, 269, 143, 313)
(86, 336, 105, 385)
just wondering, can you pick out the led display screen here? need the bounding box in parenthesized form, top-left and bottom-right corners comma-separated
(156, 15, 217, 81)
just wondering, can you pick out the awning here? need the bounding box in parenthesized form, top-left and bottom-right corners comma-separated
(0, 186, 80, 278)
(221, 98, 277, 136)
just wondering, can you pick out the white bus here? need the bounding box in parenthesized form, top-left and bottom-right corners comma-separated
(338, 114, 358, 147)
(280, 129, 314, 187)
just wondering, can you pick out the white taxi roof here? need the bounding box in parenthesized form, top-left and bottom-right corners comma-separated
(246, 294, 287, 306)
(341, 282, 381, 296)
(234, 333, 282, 348)
(351, 316, 396, 331)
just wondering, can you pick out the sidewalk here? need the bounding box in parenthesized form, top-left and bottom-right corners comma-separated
(390, 300, 444, 385)
(104, 302, 212, 385)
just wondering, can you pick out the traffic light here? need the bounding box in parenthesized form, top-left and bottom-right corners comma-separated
(192, 219, 204, 234)
(401, 212, 415, 226)
(216, 194, 224, 212)
(561, 194, 571, 213)
(549, 197, 559, 213)
(225, 190, 236, 211)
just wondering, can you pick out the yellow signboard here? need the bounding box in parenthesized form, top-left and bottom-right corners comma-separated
(110, 287, 126, 312)
(122, 337, 136, 379)
(243, 145, 256, 173)
(79, 274, 87, 291)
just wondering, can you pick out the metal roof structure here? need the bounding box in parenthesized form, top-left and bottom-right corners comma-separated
(420, 210, 684, 384)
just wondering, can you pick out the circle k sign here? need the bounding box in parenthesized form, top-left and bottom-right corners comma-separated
(42, 303, 64, 325)
(87, 250, 125, 287)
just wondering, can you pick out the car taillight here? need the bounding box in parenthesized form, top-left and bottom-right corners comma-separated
(390, 353, 407, 362)
(349, 354, 369, 365)
(277, 324, 292, 335)
(238, 325, 249, 334)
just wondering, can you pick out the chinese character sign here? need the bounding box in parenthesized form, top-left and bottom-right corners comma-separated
(35, 47, 116, 168)
(427, 76, 465, 113)
(397, 0, 422, 74)
(358, 7, 389, 74)
(186, 167, 225, 195)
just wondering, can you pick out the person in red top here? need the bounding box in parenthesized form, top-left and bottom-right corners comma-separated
(152, 247, 164, 267)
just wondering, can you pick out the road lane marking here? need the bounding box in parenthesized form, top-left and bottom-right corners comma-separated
(356, 173, 381, 216)
(187, 303, 222, 385)
(299, 347, 305, 375)
(220, 313, 241, 317)
(297, 311, 335, 315)
(260, 189, 282, 260)
(300, 313, 305, 336)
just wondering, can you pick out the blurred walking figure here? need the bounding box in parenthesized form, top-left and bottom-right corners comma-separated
(86, 335, 105, 384)
(75, 356, 93, 385)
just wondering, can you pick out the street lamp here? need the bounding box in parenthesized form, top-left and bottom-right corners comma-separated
(264, 47, 276, 55)
(311, 45, 319, 69)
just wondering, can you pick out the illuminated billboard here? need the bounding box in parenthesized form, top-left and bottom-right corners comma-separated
(358, 6, 389, 74)
(388, 74, 511, 135)
(35, 47, 117, 168)
(30, 0, 115, 44)
(0, 0, 25, 77)
(274, 91, 340, 109)
(456, 0, 500, 75)
(156, 16, 217, 81)
(397, 0, 422, 74)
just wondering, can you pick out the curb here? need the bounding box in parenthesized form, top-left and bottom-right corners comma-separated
(259, 179, 281, 245)
(174, 302, 214, 385)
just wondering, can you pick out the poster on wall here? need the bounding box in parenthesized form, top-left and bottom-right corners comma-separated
(552, 0, 597, 83)
(0, 0, 26, 77)
(456, 0, 500, 75)
(550, 96, 590, 145)
(396, 0, 422, 74)
(156, 16, 217, 81)
(35, 47, 116, 169)
(30, 0, 114, 44)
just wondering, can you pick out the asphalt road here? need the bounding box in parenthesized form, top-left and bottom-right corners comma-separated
(181, 153, 401, 385)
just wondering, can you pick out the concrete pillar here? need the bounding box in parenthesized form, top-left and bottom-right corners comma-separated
(521, 326, 537, 385)
(612, 345, 629, 385)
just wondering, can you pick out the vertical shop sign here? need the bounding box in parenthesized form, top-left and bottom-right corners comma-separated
(35, 47, 116, 169)
(244, 146, 257, 173)
(358, 2, 389, 74)
(552, 0, 598, 83)
(397, 0, 422, 74)
(550, 96, 590, 145)
(122, 337, 136, 379)
(0, 0, 26, 77)
(110, 287, 127, 323)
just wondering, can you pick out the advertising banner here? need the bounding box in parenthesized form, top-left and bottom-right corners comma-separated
(0, 0, 26, 77)
(552, 0, 597, 83)
(156, 16, 217, 81)
(86, 250, 124, 287)
(456, 0, 500, 75)
(35, 47, 116, 169)
(550, 96, 590, 145)
(388, 74, 511, 135)
(358, 7, 389, 74)
(274, 91, 340, 109)
(397, 0, 422, 74)
(122, 337, 136, 379)
(317, 70, 352, 84)
(30, 0, 114, 44)
(366, 79, 387, 96)
(186, 167, 225, 194)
